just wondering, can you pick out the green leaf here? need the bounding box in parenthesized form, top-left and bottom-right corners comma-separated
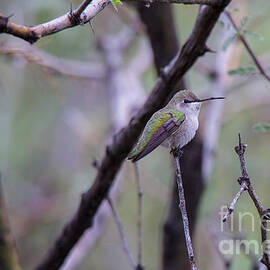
(228, 66, 256, 76)
(222, 35, 236, 51)
(243, 30, 264, 41)
(253, 123, 270, 133)
(111, 0, 123, 5)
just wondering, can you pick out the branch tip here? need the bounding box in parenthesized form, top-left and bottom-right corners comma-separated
(203, 46, 216, 54)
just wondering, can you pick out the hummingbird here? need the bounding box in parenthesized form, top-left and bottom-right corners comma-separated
(128, 90, 225, 162)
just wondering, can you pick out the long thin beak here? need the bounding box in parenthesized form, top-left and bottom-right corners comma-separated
(185, 97, 225, 103)
(197, 97, 225, 102)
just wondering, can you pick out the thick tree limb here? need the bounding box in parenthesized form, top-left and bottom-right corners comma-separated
(34, 2, 230, 270)
(61, 25, 146, 270)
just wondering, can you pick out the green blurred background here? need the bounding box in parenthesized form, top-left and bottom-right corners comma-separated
(0, 0, 270, 269)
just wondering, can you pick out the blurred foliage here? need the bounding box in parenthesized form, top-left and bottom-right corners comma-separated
(253, 123, 270, 133)
(0, 0, 270, 270)
(228, 66, 256, 75)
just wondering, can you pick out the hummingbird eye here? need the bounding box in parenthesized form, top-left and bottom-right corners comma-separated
(184, 99, 190, 103)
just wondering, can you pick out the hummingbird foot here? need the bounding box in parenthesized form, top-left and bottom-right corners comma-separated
(170, 147, 183, 158)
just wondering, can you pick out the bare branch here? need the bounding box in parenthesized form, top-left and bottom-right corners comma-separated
(134, 163, 143, 270)
(0, 0, 228, 44)
(173, 154, 197, 270)
(0, 42, 105, 80)
(129, 0, 226, 6)
(225, 11, 270, 83)
(222, 182, 247, 222)
(107, 197, 137, 269)
(0, 0, 110, 44)
(34, 2, 230, 270)
(223, 134, 270, 269)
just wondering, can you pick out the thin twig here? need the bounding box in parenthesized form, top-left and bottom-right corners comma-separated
(235, 134, 264, 215)
(225, 11, 270, 83)
(222, 182, 247, 222)
(173, 155, 197, 270)
(223, 134, 270, 269)
(134, 163, 143, 270)
(235, 134, 270, 268)
(107, 197, 137, 269)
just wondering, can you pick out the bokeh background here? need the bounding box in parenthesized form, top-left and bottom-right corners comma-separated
(1, 0, 270, 269)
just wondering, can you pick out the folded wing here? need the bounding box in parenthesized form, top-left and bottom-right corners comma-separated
(128, 109, 185, 162)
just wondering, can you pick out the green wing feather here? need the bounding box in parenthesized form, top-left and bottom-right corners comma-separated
(128, 107, 185, 160)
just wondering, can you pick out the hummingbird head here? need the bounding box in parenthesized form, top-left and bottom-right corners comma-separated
(168, 90, 225, 116)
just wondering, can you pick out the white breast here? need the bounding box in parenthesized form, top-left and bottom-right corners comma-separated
(162, 115, 199, 149)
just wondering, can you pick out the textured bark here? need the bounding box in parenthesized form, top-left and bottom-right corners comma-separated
(136, 3, 180, 76)
(136, 4, 204, 270)
(164, 140, 204, 270)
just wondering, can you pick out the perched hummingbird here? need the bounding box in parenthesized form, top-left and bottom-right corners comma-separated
(128, 90, 225, 162)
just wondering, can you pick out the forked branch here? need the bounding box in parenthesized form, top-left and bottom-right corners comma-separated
(223, 134, 270, 269)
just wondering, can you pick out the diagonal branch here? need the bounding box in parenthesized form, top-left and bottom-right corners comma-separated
(107, 197, 137, 269)
(0, 0, 110, 44)
(34, 2, 230, 270)
(0, 42, 105, 80)
(225, 11, 270, 83)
